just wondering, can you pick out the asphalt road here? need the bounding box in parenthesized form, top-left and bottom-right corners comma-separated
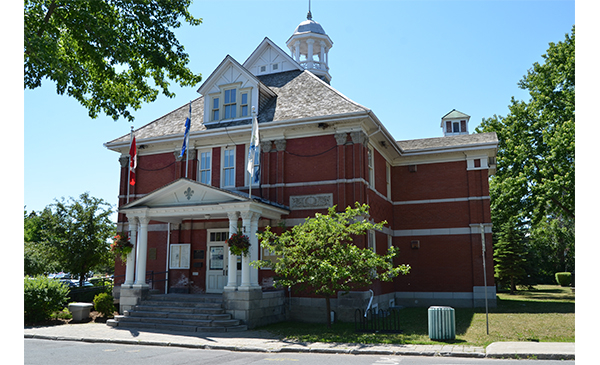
(24, 339, 573, 365)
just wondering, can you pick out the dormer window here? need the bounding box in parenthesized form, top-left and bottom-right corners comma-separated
(441, 110, 470, 137)
(209, 85, 252, 122)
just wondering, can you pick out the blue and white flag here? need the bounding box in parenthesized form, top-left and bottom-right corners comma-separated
(247, 108, 259, 180)
(179, 102, 192, 158)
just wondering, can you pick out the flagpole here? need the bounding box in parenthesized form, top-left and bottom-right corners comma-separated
(249, 107, 257, 200)
(185, 101, 191, 178)
(127, 126, 133, 203)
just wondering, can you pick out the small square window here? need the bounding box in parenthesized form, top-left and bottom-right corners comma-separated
(272, 63, 278, 70)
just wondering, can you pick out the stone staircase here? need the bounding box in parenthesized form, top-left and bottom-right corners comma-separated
(107, 293, 247, 332)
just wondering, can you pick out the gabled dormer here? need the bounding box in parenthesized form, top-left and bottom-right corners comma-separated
(441, 109, 470, 136)
(243, 37, 303, 77)
(197, 55, 276, 127)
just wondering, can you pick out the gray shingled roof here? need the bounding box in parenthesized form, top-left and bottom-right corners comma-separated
(106, 69, 368, 145)
(107, 96, 205, 145)
(258, 70, 368, 123)
(397, 132, 498, 152)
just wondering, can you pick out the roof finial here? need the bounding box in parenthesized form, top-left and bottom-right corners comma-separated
(307, 0, 312, 20)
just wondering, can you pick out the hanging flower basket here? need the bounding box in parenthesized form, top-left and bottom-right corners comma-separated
(227, 232, 251, 257)
(110, 232, 133, 262)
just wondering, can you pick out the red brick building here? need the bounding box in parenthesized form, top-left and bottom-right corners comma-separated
(105, 15, 497, 326)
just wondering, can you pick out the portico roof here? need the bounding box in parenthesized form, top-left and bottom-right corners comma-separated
(120, 178, 289, 224)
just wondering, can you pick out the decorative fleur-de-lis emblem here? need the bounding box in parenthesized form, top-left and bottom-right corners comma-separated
(184, 187, 194, 200)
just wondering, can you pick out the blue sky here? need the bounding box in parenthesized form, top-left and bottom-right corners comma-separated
(22, 0, 576, 214)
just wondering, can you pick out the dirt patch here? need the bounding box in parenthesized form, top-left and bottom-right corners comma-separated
(25, 311, 118, 327)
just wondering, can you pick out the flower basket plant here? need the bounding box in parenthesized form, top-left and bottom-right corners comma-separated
(110, 232, 133, 262)
(227, 231, 251, 257)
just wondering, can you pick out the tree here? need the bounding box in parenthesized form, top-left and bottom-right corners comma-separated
(493, 216, 528, 294)
(477, 26, 575, 285)
(39, 193, 115, 286)
(478, 26, 574, 224)
(252, 203, 410, 327)
(24, 209, 61, 276)
(24, 0, 203, 121)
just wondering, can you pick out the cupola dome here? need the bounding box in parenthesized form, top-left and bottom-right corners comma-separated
(286, 5, 333, 83)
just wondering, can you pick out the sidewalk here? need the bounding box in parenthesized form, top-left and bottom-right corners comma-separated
(24, 322, 574, 360)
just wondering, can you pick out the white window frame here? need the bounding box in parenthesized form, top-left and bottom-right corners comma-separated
(386, 162, 391, 199)
(222, 147, 236, 188)
(208, 83, 252, 123)
(210, 94, 220, 122)
(198, 149, 212, 185)
(367, 145, 375, 188)
(239, 88, 251, 118)
(169, 243, 190, 269)
(368, 230, 376, 253)
(223, 86, 237, 120)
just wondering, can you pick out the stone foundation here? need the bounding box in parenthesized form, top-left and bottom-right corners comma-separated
(223, 288, 288, 329)
(118, 285, 150, 314)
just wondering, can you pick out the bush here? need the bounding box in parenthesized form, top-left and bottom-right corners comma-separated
(24, 275, 70, 323)
(93, 293, 116, 318)
(555, 272, 572, 287)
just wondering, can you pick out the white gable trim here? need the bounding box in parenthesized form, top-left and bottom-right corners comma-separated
(120, 178, 289, 223)
(243, 37, 303, 76)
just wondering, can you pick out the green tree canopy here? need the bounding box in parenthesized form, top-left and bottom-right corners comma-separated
(24, 0, 203, 121)
(252, 203, 410, 327)
(477, 26, 575, 285)
(38, 193, 115, 286)
(478, 26, 574, 224)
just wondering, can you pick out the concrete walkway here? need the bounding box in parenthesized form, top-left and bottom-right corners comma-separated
(24, 322, 574, 360)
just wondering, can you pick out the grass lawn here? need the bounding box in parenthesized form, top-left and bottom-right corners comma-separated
(257, 285, 574, 347)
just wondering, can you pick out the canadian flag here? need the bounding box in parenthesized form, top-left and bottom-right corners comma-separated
(129, 135, 137, 186)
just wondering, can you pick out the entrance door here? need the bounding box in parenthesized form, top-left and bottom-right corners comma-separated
(206, 242, 227, 293)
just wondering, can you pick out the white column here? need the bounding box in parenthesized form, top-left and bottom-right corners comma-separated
(249, 212, 260, 288)
(224, 211, 239, 290)
(239, 211, 253, 289)
(294, 40, 300, 61)
(124, 217, 138, 285)
(319, 41, 325, 70)
(306, 39, 315, 69)
(134, 216, 150, 287)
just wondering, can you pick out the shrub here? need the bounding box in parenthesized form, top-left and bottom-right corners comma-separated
(555, 272, 572, 287)
(93, 293, 116, 318)
(24, 275, 70, 323)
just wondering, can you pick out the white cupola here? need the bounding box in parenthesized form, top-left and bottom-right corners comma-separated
(441, 109, 470, 136)
(286, 4, 333, 83)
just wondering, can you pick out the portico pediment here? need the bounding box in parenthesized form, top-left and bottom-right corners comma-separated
(120, 178, 288, 223)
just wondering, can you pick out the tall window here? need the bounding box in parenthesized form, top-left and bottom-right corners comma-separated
(199, 151, 211, 185)
(367, 146, 374, 188)
(224, 88, 237, 119)
(240, 91, 249, 117)
(386, 162, 391, 199)
(222, 148, 235, 187)
(368, 230, 376, 253)
(211, 97, 220, 121)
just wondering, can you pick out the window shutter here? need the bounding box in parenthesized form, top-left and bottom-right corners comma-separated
(460, 120, 467, 132)
(446, 121, 452, 133)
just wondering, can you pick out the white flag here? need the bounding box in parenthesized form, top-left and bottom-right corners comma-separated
(247, 108, 259, 177)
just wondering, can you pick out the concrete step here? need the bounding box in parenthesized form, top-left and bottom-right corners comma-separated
(132, 305, 225, 314)
(108, 293, 247, 332)
(126, 310, 231, 321)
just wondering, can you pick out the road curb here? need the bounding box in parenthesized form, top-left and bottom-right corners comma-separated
(25, 333, 573, 360)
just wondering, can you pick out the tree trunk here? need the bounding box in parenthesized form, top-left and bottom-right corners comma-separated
(325, 295, 331, 328)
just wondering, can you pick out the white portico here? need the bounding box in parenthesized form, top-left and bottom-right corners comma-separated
(117, 178, 289, 314)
